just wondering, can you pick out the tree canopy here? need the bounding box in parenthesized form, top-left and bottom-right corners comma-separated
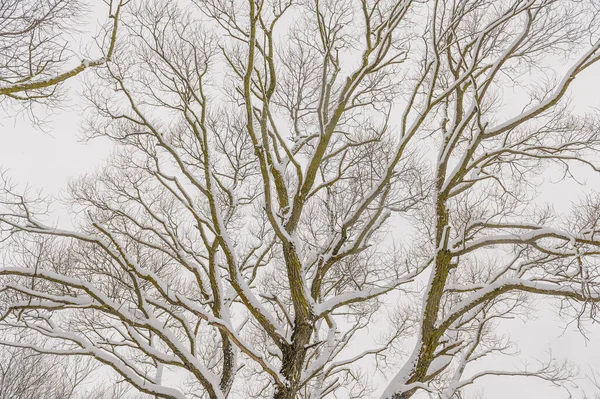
(1, 0, 600, 398)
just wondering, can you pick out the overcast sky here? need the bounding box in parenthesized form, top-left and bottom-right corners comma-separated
(2, 4, 600, 398)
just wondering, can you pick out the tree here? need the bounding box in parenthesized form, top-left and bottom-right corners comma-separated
(1, 0, 600, 398)
(0, 1, 126, 395)
(0, 0, 124, 108)
(0, 344, 149, 399)
(0, 341, 97, 399)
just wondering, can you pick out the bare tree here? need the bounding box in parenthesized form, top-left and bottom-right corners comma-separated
(0, 340, 99, 399)
(0, 0, 124, 108)
(1, 0, 600, 398)
(0, 336, 148, 399)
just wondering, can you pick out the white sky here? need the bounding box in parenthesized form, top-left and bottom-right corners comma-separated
(1, 3, 600, 399)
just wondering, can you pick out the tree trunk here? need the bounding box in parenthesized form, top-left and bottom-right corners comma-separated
(273, 319, 313, 399)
